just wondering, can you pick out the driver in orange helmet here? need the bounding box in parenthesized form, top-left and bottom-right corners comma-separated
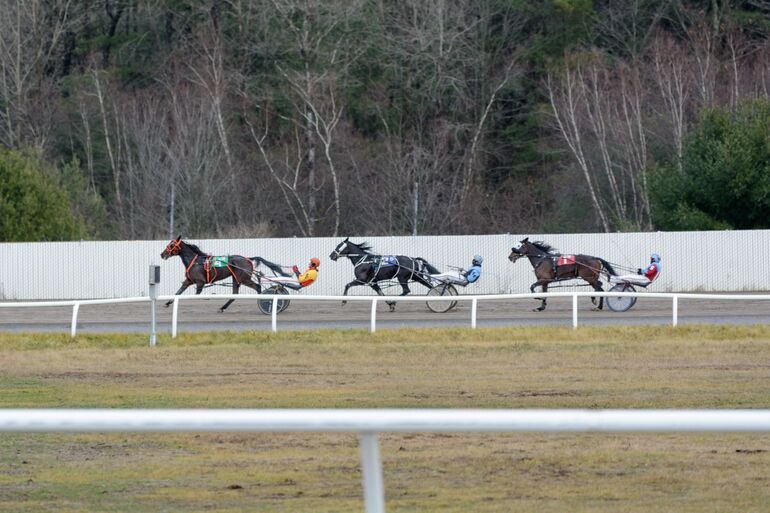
(292, 257, 320, 287)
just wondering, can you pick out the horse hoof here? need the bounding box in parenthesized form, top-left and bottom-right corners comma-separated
(218, 308, 225, 313)
(534, 307, 546, 312)
(341, 301, 347, 307)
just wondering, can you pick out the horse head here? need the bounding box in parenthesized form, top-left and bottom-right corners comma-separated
(329, 237, 350, 261)
(508, 237, 530, 263)
(330, 238, 371, 262)
(508, 245, 523, 263)
(161, 235, 182, 259)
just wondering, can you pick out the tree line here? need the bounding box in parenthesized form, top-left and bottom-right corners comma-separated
(0, 0, 768, 241)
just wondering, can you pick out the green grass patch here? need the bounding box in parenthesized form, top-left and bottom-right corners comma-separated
(1, 325, 769, 511)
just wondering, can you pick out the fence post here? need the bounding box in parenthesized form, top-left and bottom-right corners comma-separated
(370, 299, 377, 333)
(171, 297, 179, 338)
(672, 295, 678, 327)
(70, 303, 80, 338)
(471, 297, 478, 329)
(271, 297, 278, 333)
(359, 432, 385, 513)
(572, 294, 578, 329)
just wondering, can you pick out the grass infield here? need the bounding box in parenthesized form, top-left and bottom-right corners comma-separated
(0, 325, 769, 512)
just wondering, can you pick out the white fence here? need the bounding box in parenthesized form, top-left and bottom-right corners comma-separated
(1, 230, 770, 300)
(2, 408, 770, 513)
(3, 291, 770, 338)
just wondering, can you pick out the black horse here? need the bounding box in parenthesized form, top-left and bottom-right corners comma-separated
(329, 238, 440, 311)
(160, 236, 289, 312)
(508, 238, 617, 312)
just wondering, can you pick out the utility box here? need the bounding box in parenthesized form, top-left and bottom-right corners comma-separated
(149, 265, 161, 285)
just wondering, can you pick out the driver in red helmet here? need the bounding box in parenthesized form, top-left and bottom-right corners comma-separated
(292, 257, 320, 287)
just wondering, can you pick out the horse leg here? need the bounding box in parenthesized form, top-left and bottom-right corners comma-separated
(590, 279, 604, 310)
(370, 283, 395, 312)
(341, 280, 359, 306)
(220, 283, 239, 312)
(166, 279, 193, 307)
(241, 277, 262, 294)
(535, 282, 549, 312)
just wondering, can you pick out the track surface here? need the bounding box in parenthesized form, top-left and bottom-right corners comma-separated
(1, 294, 768, 333)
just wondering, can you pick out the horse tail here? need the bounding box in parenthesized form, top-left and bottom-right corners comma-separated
(251, 257, 290, 277)
(415, 257, 440, 275)
(598, 258, 617, 276)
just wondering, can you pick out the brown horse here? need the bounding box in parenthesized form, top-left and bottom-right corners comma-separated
(160, 236, 289, 312)
(508, 238, 617, 312)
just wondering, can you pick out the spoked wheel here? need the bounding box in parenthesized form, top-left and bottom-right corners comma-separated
(426, 283, 459, 313)
(258, 286, 290, 315)
(606, 283, 637, 312)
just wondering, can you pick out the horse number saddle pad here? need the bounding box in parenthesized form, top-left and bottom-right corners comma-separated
(210, 256, 230, 268)
(377, 256, 398, 267)
(557, 255, 576, 266)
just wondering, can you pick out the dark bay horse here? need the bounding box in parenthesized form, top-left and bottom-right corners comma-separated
(329, 238, 440, 311)
(508, 238, 617, 312)
(160, 236, 289, 312)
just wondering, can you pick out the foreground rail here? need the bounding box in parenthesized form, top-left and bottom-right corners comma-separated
(1, 291, 770, 338)
(1, 408, 770, 513)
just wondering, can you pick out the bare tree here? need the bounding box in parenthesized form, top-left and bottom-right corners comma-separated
(0, 0, 72, 149)
(650, 32, 690, 170)
(547, 51, 653, 231)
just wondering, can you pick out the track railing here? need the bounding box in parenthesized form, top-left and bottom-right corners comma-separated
(1, 291, 769, 338)
(1, 408, 770, 513)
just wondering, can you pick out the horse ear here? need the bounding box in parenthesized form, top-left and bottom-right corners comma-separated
(344, 236, 349, 242)
(521, 237, 529, 243)
(175, 235, 181, 241)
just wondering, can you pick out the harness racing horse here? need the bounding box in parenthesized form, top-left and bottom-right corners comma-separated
(160, 236, 289, 312)
(329, 238, 440, 311)
(508, 238, 617, 312)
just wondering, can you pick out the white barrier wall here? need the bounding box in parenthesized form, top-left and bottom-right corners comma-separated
(0, 231, 768, 300)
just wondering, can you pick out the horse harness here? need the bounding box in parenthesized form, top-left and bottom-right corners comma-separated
(185, 254, 253, 285)
(351, 254, 422, 285)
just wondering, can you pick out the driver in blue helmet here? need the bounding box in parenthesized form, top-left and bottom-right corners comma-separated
(461, 255, 483, 284)
(637, 253, 661, 282)
(613, 253, 661, 285)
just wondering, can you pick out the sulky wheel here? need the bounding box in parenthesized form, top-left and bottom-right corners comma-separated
(426, 283, 459, 313)
(258, 286, 291, 315)
(606, 283, 637, 312)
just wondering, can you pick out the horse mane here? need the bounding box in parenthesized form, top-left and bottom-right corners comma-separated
(350, 240, 374, 254)
(530, 240, 557, 254)
(183, 241, 210, 256)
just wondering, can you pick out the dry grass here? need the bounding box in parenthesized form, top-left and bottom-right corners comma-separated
(0, 325, 769, 512)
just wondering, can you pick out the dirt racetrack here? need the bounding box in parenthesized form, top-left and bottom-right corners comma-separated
(1, 293, 768, 333)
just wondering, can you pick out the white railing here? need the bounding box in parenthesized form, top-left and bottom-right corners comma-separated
(2, 291, 770, 339)
(1, 408, 770, 513)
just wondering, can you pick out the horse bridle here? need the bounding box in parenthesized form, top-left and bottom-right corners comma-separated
(163, 239, 182, 258)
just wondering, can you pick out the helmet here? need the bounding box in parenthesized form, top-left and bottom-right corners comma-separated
(650, 253, 660, 263)
(472, 255, 483, 265)
(309, 257, 320, 268)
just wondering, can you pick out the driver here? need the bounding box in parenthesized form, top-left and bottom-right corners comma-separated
(432, 255, 483, 286)
(461, 255, 483, 284)
(613, 253, 661, 285)
(292, 257, 320, 287)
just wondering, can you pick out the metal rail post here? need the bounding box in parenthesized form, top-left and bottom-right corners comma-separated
(471, 297, 477, 329)
(672, 295, 678, 327)
(70, 303, 80, 338)
(271, 297, 278, 332)
(370, 299, 377, 333)
(171, 297, 179, 338)
(149, 265, 160, 347)
(572, 294, 578, 329)
(359, 433, 385, 513)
